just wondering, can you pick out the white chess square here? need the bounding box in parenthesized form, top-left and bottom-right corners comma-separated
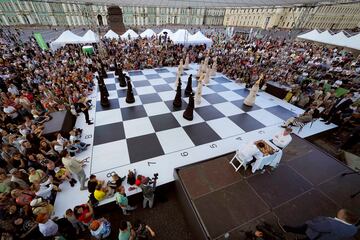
(201, 86, 216, 95)
(123, 117, 155, 138)
(254, 96, 279, 108)
(135, 86, 156, 95)
(118, 96, 143, 108)
(156, 127, 195, 154)
(159, 72, 176, 78)
(148, 78, 167, 86)
(128, 75, 147, 81)
(207, 118, 246, 139)
(158, 90, 176, 101)
(222, 82, 244, 90)
(104, 78, 116, 84)
(218, 91, 244, 101)
(213, 102, 244, 116)
(143, 102, 171, 116)
(142, 69, 157, 75)
(95, 109, 122, 127)
(172, 110, 204, 126)
(247, 109, 284, 126)
(91, 140, 130, 173)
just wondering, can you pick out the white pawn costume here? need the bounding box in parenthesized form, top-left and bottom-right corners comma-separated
(184, 55, 190, 70)
(175, 59, 184, 88)
(195, 74, 204, 105)
(243, 75, 263, 107)
(196, 60, 204, 78)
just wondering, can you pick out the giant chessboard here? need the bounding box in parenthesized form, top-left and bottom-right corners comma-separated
(90, 64, 306, 178)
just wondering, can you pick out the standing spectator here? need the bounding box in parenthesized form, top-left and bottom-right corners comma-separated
(65, 208, 86, 235)
(74, 203, 94, 227)
(139, 177, 156, 209)
(133, 219, 156, 240)
(118, 220, 135, 240)
(115, 186, 136, 215)
(62, 151, 87, 190)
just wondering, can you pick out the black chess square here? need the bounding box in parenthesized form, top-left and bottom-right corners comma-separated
(106, 73, 115, 78)
(153, 84, 173, 92)
(213, 76, 231, 83)
(145, 74, 161, 80)
(117, 89, 137, 98)
(207, 84, 230, 92)
(231, 99, 261, 112)
(149, 113, 181, 132)
(133, 80, 151, 87)
(183, 122, 221, 146)
(233, 88, 250, 97)
(202, 93, 227, 104)
(265, 106, 297, 121)
(195, 105, 225, 121)
(127, 133, 164, 163)
(165, 99, 187, 112)
(164, 77, 177, 83)
(229, 114, 265, 132)
(94, 122, 125, 145)
(139, 93, 162, 104)
(128, 70, 143, 76)
(121, 105, 148, 121)
(96, 99, 120, 112)
(155, 68, 170, 73)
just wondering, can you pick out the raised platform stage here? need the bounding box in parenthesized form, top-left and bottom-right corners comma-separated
(175, 135, 360, 239)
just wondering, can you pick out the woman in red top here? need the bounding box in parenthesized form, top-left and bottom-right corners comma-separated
(74, 203, 94, 226)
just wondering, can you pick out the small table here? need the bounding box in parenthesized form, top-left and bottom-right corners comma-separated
(42, 111, 76, 140)
(265, 81, 291, 99)
(251, 140, 282, 173)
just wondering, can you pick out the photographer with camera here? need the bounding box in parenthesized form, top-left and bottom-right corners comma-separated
(139, 173, 158, 209)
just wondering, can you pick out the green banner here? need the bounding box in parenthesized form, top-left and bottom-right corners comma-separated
(33, 32, 48, 50)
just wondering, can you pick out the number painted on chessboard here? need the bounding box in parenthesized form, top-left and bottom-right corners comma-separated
(82, 157, 90, 163)
(85, 134, 92, 139)
(258, 130, 265, 134)
(210, 143, 217, 148)
(236, 136, 242, 140)
(106, 171, 116, 178)
(180, 152, 188, 157)
(147, 161, 156, 166)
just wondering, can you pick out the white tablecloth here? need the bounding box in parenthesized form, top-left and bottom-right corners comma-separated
(251, 140, 283, 173)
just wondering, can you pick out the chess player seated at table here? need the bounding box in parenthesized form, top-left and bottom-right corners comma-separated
(271, 127, 292, 149)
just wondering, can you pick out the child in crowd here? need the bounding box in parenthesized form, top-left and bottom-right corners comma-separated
(65, 208, 86, 235)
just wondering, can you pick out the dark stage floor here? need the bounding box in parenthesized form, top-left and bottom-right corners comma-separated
(177, 134, 360, 239)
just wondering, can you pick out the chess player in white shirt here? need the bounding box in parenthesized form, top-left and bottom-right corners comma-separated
(272, 127, 292, 149)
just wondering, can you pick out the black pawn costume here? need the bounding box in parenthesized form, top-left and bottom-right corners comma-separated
(126, 77, 135, 103)
(183, 92, 194, 121)
(185, 74, 193, 97)
(173, 78, 182, 108)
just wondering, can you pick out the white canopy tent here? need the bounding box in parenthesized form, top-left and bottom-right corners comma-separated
(170, 29, 192, 45)
(297, 29, 360, 51)
(50, 30, 84, 51)
(188, 31, 213, 48)
(81, 30, 99, 43)
(157, 29, 173, 37)
(120, 29, 139, 40)
(345, 33, 360, 50)
(103, 29, 119, 40)
(140, 29, 156, 39)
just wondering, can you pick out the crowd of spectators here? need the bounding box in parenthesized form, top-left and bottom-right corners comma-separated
(0, 25, 359, 239)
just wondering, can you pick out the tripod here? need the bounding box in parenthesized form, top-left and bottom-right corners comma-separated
(341, 170, 360, 198)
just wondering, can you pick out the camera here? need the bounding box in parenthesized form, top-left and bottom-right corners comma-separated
(148, 173, 159, 185)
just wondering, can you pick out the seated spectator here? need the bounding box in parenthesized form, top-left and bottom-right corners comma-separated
(271, 127, 292, 148)
(74, 203, 94, 226)
(36, 213, 59, 237)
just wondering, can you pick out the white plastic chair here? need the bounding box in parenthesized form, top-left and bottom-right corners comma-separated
(229, 149, 252, 172)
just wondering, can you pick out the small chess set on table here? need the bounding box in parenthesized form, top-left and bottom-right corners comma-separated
(254, 140, 276, 156)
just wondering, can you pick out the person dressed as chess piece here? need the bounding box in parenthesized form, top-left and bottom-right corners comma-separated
(184, 55, 190, 70)
(211, 57, 217, 76)
(173, 79, 182, 108)
(99, 60, 107, 78)
(243, 74, 263, 107)
(185, 74, 193, 97)
(196, 60, 204, 78)
(183, 92, 195, 121)
(118, 68, 127, 88)
(126, 76, 135, 104)
(175, 60, 184, 88)
(203, 67, 211, 85)
(195, 75, 203, 105)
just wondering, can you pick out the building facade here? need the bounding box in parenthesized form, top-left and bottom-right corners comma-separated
(1, 0, 360, 30)
(223, 2, 360, 30)
(0, 0, 107, 27)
